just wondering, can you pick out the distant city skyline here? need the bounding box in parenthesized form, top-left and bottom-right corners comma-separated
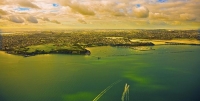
(0, 0, 200, 30)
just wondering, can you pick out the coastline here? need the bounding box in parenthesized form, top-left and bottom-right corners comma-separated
(131, 39, 200, 45)
(1, 39, 200, 57)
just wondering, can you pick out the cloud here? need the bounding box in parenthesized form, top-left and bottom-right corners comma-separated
(26, 16, 38, 23)
(78, 19, 87, 24)
(149, 20, 168, 25)
(107, 2, 127, 16)
(59, 0, 95, 15)
(8, 15, 24, 23)
(0, 0, 6, 5)
(133, 6, 149, 18)
(41, 17, 50, 21)
(149, 12, 169, 20)
(0, 9, 8, 15)
(180, 13, 196, 21)
(0, 0, 199, 29)
(18, 0, 40, 9)
(51, 20, 61, 24)
(113, 11, 126, 16)
(70, 4, 95, 15)
(170, 21, 182, 25)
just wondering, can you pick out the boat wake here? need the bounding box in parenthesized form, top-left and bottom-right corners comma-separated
(92, 80, 121, 101)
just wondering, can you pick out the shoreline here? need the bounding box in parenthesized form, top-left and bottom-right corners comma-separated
(130, 39, 200, 45)
(1, 40, 200, 57)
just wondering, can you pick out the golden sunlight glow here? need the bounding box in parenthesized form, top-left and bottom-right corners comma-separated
(0, 0, 200, 30)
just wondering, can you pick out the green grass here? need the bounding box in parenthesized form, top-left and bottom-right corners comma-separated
(26, 44, 56, 53)
(25, 44, 85, 53)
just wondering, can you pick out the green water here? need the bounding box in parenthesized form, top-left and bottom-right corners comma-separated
(0, 45, 200, 101)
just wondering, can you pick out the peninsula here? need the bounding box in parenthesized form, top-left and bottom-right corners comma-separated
(0, 29, 199, 57)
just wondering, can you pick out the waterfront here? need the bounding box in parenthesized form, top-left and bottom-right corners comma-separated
(0, 45, 200, 101)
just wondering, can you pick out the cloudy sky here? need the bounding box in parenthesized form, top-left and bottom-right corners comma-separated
(0, 0, 200, 30)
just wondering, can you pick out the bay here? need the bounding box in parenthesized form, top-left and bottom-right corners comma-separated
(0, 45, 200, 101)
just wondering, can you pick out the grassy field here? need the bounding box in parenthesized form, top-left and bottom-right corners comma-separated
(26, 44, 56, 53)
(26, 44, 85, 53)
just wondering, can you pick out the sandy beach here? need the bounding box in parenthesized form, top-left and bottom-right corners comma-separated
(131, 39, 200, 45)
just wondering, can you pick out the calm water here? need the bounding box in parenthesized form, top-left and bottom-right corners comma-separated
(0, 45, 200, 101)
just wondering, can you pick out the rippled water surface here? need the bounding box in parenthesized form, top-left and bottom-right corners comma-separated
(0, 45, 200, 101)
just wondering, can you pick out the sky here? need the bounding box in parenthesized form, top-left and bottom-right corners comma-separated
(0, 0, 200, 30)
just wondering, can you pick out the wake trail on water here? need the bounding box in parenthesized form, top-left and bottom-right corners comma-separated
(121, 83, 130, 101)
(92, 80, 121, 101)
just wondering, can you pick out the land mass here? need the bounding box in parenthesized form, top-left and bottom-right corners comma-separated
(0, 29, 199, 57)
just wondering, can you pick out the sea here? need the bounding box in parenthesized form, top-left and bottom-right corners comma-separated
(0, 45, 200, 101)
